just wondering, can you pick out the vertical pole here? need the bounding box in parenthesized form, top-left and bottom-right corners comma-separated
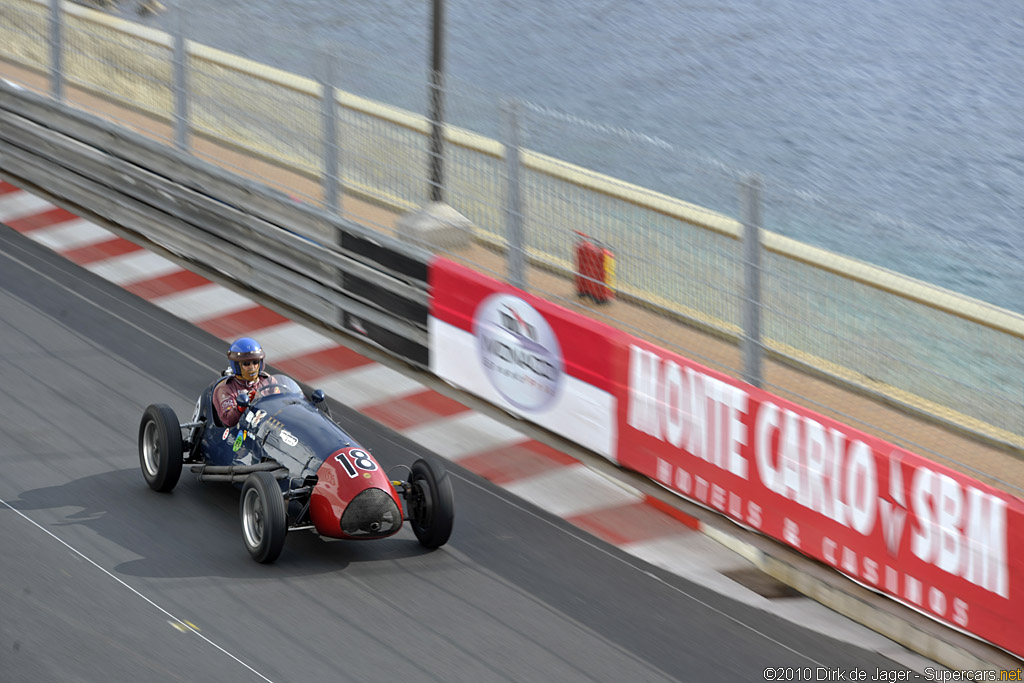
(48, 0, 63, 101)
(741, 175, 764, 389)
(504, 99, 525, 289)
(172, 8, 189, 150)
(320, 53, 340, 214)
(427, 0, 445, 203)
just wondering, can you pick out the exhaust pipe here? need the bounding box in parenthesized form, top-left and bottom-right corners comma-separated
(190, 461, 283, 475)
(191, 461, 288, 483)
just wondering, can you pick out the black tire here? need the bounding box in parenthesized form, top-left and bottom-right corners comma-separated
(240, 471, 287, 563)
(138, 404, 183, 493)
(407, 458, 454, 549)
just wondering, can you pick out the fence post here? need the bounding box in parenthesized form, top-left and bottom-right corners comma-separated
(319, 52, 340, 215)
(427, 0, 445, 202)
(740, 175, 764, 389)
(48, 0, 63, 101)
(503, 99, 526, 289)
(172, 8, 189, 150)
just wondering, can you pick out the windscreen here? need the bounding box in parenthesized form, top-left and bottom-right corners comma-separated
(255, 374, 303, 399)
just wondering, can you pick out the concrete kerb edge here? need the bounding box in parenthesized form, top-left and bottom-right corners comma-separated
(697, 514, 1022, 672)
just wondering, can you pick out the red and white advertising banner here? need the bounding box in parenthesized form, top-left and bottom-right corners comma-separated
(618, 338, 1023, 658)
(429, 258, 623, 460)
(427, 256, 1023, 657)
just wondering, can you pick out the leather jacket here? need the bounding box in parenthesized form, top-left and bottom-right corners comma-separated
(213, 373, 277, 427)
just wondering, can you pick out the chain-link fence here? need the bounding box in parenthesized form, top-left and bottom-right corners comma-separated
(1, 0, 1022, 481)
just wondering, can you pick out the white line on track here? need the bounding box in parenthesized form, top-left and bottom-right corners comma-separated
(0, 496, 278, 683)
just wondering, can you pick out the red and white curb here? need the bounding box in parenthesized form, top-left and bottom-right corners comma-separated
(0, 181, 907, 647)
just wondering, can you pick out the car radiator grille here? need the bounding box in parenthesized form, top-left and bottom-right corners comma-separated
(340, 488, 400, 536)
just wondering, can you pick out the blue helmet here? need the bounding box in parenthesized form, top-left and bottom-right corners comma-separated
(227, 337, 265, 381)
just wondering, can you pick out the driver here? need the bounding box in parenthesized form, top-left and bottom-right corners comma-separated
(214, 337, 278, 428)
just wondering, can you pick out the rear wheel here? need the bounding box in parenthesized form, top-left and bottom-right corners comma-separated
(138, 404, 183, 493)
(407, 458, 454, 549)
(240, 471, 287, 563)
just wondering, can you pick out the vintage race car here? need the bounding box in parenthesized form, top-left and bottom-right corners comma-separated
(138, 373, 454, 563)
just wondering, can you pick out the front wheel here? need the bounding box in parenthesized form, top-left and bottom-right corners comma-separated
(138, 404, 183, 493)
(240, 471, 287, 563)
(406, 458, 454, 549)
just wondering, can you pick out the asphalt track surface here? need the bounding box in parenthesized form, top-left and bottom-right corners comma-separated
(0, 225, 913, 682)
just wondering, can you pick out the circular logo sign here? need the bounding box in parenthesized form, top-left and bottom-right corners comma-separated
(473, 293, 564, 412)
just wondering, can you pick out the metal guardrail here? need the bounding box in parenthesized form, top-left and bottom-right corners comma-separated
(0, 80, 432, 367)
(1, 0, 1022, 451)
